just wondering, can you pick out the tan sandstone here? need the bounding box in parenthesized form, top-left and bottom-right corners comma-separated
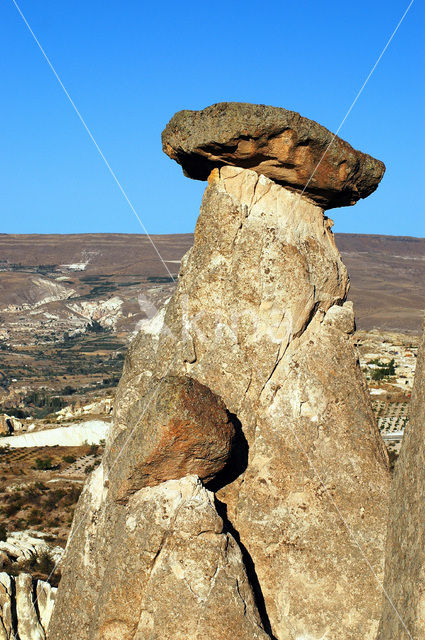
(377, 321, 425, 640)
(49, 164, 390, 640)
(48, 471, 269, 639)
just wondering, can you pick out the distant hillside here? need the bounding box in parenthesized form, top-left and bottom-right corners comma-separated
(0, 232, 424, 334)
(335, 234, 425, 333)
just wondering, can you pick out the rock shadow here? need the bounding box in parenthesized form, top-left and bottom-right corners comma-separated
(205, 412, 248, 493)
(206, 412, 277, 639)
(215, 497, 278, 640)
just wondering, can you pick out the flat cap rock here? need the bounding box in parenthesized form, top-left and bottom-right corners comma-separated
(162, 102, 385, 209)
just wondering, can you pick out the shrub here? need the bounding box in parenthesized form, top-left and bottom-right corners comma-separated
(62, 385, 76, 395)
(0, 524, 7, 541)
(61, 486, 82, 506)
(3, 502, 21, 518)
(37, 550, 55, 576)
(47, 517, 60, 528)
(35, 458, 53, 470)
(21, 489, 40, 505)
(43, 488, 67, 511)
(89, 444, 98, 457)
(86, 320, 105, 334)
(4, 408, 29, 419)
(370, 359, 396, 381)
(26, 508, 42, 525)
(62, 455, 76, 464)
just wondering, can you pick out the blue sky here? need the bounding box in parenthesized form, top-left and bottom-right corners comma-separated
(1, 0, 424, 237)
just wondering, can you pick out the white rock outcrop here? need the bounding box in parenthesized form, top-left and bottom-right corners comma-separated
(1, 420, 110, 448)
(0, 531, 63, 566)
(0, 572, 56, 639)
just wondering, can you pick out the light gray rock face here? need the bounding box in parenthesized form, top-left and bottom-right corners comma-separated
(48, 471, 269, 640)
(50, 165, 390, 639)
(0, 573, 12, 640)
(0, 530, 64, 567)
(377, 322, 425, 640)
(0, 572, 56, 639)
(16, 573, 45, 640)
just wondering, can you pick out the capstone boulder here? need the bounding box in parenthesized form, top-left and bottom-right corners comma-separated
(162, 102, 385, 209)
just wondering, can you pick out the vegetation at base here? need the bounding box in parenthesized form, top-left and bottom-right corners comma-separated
(1, 549, 61, 586)
(34, 457, 54, 470)
(86, 319, 107, 334)
(0, 481, 82, 537)
(370, 358, 396, 381)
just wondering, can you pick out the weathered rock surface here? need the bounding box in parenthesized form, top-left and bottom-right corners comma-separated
(49, 109, 390, 640)
(0, 572, 56, 639)
(108, 375, 236, 501)
(0, 530, 63, 567)
(162, 102, 385, 208)
(108, 166, 389, 639)
(377, 321, 425, 640)
(48, 472, 269, 640)
(0, 574, 12, 640)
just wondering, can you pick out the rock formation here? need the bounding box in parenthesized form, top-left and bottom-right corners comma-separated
(48, 103, 390, 640)
(162, 102, 385, 208)
(0, 530, 64, 567)
(48, 471, 269, 639)
(0, 572, 56, 639)
(377, 321, 425, 640)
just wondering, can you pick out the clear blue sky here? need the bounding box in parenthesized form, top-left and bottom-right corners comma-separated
(1, 0, 424, 237)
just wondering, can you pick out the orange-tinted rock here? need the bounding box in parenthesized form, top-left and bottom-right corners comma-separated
(162, 102, 385, 209)
(107, 375, 236, 501)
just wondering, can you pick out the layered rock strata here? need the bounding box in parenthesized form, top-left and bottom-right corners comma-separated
(162, 102, 385, 208)
(49, 106, 389, 640)
(377, 322, 425, 640)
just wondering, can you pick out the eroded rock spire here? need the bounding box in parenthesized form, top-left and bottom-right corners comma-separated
(48, 103, 389, 640)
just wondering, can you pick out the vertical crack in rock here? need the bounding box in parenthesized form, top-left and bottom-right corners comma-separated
(215, 497, 278, 640)
(205, 413, 248, 493)
(9, 574, 19, 640)
(0, 573, 55, 640)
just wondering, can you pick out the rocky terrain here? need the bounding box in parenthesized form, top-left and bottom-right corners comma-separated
(48, 102, 392, 640)
(0, 103, 423, 639)
(0, 571, 56, 640)
(0, 398, 110, 551)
